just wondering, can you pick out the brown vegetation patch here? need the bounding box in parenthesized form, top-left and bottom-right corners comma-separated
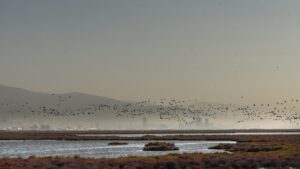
(209, 143, 282, 152)
(0, 152, 299, 169)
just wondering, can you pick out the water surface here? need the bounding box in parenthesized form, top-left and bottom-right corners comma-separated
(0, 140, 236, 158)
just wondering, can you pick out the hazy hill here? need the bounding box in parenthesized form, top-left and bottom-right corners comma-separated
(0, 85, 130, 130)
(0, 85, 123, 106)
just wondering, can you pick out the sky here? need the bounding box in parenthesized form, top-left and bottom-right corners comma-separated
(1, 0, 300, 103)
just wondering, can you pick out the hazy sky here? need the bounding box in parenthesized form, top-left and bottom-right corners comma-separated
(1, 0, 300, 103)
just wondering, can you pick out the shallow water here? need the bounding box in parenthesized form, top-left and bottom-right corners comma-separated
(0, 140, 236, 158)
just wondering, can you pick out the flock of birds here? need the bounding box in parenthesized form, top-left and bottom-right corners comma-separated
(234, 99, 299, 125)
(0, 94, 300, 127)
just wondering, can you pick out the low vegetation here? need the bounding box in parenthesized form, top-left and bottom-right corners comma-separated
(0, 152, 299, 169)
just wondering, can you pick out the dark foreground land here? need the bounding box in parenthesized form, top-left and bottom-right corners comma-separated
(0, 130, 299, 169)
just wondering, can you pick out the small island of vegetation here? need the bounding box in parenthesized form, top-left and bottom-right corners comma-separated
(108, 142, 128, 145)
(143, 142, 179, 151)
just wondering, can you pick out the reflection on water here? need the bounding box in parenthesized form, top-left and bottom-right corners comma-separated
(77, 132, 300, 137)
(0, 140, 236, 158)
